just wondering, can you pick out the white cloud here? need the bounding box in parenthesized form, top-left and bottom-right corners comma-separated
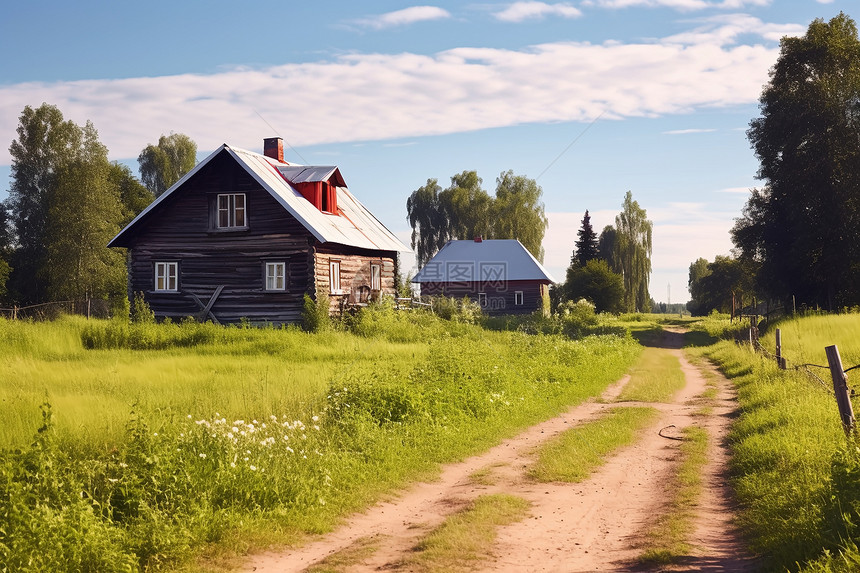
(662, 14, 805, 45)
(662, 128, 717, 134)
(582, 0, 770, 11)
(494, 2, 582, 22)
(353, 6, 451, 29)
(0, 20, 784, 164)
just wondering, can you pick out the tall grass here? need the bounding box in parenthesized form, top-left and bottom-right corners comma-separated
(695, 312, 860, 571)
(0, 310, 640, 572)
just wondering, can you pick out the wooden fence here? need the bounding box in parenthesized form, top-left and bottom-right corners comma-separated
(749, 326, 857, 436)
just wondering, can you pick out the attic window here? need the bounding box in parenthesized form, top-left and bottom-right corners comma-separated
(321, 183, 331, 213)
(217, 193, 246, 228)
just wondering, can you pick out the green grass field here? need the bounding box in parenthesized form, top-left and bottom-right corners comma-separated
(0, 309, 640, 572)
(694, 312, 860, 572)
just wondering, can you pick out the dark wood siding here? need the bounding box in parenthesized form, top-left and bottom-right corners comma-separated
(123, 149, 315, 324)
(420, 280, 549, 316)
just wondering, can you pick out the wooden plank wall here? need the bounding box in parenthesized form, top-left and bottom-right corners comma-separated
(125, 150, 315, 324)
(313, 246, 398, 315)
(420, 280, 548, 315)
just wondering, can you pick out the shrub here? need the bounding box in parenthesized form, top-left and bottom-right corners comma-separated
(302, 293, 332, 332)
(431, 296, 482, 323)
(130, 292, 155, 324)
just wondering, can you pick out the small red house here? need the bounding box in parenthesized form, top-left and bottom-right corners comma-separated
(108, 138, 410, 324)
(412, 239, 554, 315)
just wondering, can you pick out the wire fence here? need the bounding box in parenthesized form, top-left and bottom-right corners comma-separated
(750, 335, 836, 394)
(0, 299, 112, 321)
(746, 325, 860, 434)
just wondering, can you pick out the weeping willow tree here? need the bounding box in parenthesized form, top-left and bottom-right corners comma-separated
(614, 191, 653, 312)
(406, 170, 548, 267)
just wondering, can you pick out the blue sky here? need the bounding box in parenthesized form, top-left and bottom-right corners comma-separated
(0, 0, 850, 303)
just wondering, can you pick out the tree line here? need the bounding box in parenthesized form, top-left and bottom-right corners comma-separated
(688, 12, 860, 316)
(0, 103, 197, 308)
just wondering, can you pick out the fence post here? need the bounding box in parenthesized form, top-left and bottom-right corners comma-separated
(12, 305, 17, 320)
(775, 329, 786, 369)
(826, 345, 856, 436)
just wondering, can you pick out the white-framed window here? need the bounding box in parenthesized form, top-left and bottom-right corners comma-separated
(265, 262, 286, 291)
(478, 292, 487, 307)
(515, 291, 524, 305)
(329, 260, 342, 294)
(370, 263, 381, 290)
(217, 193, 246, 228)
(155, 262, 178, 292)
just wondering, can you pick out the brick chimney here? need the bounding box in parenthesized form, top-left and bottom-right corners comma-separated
(263, 137, 284, 162)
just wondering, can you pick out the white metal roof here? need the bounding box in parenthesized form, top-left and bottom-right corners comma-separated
(276, 165, 346, 187)
(108, 144, 409, 253)
(412, 239, 555, 283)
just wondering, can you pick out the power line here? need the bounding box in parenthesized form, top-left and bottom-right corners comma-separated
(535, 111, 605, 181)
(253, 110, 309, 165)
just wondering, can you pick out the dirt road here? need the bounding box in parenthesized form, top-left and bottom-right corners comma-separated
(242, 329, 754, 572)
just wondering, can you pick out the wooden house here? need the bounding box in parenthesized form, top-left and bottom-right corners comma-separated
(108, 138, 409, 324)
(411, 238, 554, 315)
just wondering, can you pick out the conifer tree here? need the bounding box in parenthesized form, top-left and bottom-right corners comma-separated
(572, 210, 599, 267)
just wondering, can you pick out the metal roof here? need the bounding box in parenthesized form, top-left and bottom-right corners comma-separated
(412, 239, 555, 283)
(108, 144, 409, 253)
(276, 165, 346, 187)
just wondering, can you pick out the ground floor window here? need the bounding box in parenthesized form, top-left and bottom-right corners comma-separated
(265, 262, 286, 291)
(478, 292, 487, 307)
(330, 260, 342, 293)
(515, 291, 524, 305)
(371, 263, 381, 290)
(155, 262, 178, 292)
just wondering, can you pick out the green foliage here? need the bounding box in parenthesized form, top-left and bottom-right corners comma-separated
(6, 103, 137, 307)
(44, 121, 126, 303)
(7, 103, 85, 303)
(110, 162, 154, 225)
(406, 169, 548, 266)
(735, 12, 860, 310)
(493, 170, 548, 262)
(137, 133, 197, 197)
(614, 191, 653, 313)
(130, 292, 155, 324)
(572, 209, 599, 267)
(430, 296, 483, 323)
(302, 293, 332, 332)
(686, 255, 755, 316)
(0, 258, 10, 301)
(565, 259, 624, 313)
(597, 225, 618, 271)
